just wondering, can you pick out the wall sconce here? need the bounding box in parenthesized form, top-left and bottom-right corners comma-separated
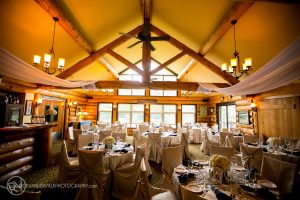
(68, 101, 73, 115)
(113, 104, 117, 110)
(178, 105, 181, 111)
(145, 105, 149, 110)
(251, 101, 257, 112)
(220, 96, 224, 101)
(83, 112, 88, 116)
(211, 117, 214, 122)
(36, 98, 42, 106)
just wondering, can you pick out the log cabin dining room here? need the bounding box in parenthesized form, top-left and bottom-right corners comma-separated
(0, 0, 300, 199)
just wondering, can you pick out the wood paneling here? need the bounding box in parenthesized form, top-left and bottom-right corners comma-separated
(257, 96, 300, 139)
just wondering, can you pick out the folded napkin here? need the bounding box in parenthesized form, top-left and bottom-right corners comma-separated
(247, 143, 258, 146)
(210, 185, 231, 200)
(114, 148, 128, 153)
(238, 185, 277, 200)
(182, 159, 191, 166)
(178, 173, 195, 184)
(170, 134, 177, 137)
(124, 143, 131, 147)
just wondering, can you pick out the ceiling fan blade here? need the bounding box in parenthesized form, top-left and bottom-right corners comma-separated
(146, 40, 155, 51)
(149, 35, 170, 41)
(127, 40, 143, 48)
(119, 32, 139, 39)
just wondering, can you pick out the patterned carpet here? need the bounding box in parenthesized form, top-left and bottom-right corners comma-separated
(22, 136, 207, 199)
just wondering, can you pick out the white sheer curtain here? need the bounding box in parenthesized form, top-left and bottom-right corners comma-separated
(198, 37, 300, 95)
(0, 47, 95, 88)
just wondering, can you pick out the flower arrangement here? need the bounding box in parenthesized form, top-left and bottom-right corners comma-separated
(209, 154, 230, 171)
(45, 109, 57, 116)
(267, 137, 280, 146)
(103, 136, 115, 145)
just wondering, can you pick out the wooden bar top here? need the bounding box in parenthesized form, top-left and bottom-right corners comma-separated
(0, 123, 57, 133)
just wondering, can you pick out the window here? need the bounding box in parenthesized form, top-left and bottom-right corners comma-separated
(150, 90, 177, 97)
(181, 105, 196, 124)
(98, 103, 113, 123)
(150, 104, 176, 127)
(118, 104, 144, 127)
(118, 68, 145, 96)
(217, 103, 236, 131)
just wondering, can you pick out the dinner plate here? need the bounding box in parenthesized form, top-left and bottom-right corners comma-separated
(257, 180, 277, 189)
(175, 167, 188, 174)
(186, 182, 202, 193)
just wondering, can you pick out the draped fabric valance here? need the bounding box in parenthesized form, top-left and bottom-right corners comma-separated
(198, 37, 300, 95)
(0, 47, 95, 88)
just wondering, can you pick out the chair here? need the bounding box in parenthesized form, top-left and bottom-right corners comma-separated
(132, 158, 177, 200)
(280, 137, 300, 149)
(139, 125, 149, 134)
(200, 123, 208, 129)
(261, 155, 297, 196)
(243, 134, 258, 144)
(76, 150, 111, 200)
(77, 134, 94, 149)
(202, 131, 219, 155)
(112, 132, 126, 142)
(240, 144, 263, 173)
(181, 132, 192, 160)
(57, 140, 80, 184)
(210, 145, 234, 160)
(112, 145, 146, 199)
(162, 145, 182, 191)
(0, 185, 41, 200)
(98, 130, 112, 142)
(67, 126, 76, 154)
(111, 125, 118, 133)
(148, 133, 162, 163)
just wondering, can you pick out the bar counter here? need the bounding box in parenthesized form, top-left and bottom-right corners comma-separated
(0, 123, 57, 183)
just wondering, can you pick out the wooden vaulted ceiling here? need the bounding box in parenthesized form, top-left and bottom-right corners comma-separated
(0, 0, 300, 92)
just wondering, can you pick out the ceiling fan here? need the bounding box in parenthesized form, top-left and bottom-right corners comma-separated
(120, 0, 170, 51)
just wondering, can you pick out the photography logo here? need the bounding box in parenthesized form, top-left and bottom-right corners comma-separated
(6, 176, 27, 196)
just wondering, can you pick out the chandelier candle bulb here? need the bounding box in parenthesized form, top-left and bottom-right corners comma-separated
(44, 54, 51, 65)
(58, 58, 65, 69)
(230, 58, 237, 68)
(229, 67, 234, 73)
(245, 58, 252, 67)
(33, 55, 41, 64)
(221, 63, 227, 71)
(242, 63, 248, 71)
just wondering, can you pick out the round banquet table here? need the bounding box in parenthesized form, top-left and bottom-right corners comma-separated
(141, 131, 181, 147)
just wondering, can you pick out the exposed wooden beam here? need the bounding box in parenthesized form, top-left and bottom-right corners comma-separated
(107, 50, 144, 75)
(35, 0, 119, 79)
(151, 25, 239, 85)
(95, 81, 199, 91)
(56, 25, 142, 79)
(35, 0, 93, 53)
(142, 37, 151, 83)
(150, 51, 185, 75)
(177, 60, 196, 80)
(151, 58, 178, 76)
(140, 0, 152, 19)
(98, 57, 119, 79)
(200, 2, 253, 55)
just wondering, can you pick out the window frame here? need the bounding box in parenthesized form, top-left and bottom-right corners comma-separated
(149, 104, 177, 127)
(181, 104, 196, 125)
(97, 103, 113, 123)
(117, 103, 145, 127)
(216, 102, 236, 131)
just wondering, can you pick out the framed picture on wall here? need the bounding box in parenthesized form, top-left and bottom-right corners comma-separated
(25, 100, 33, 116)
(238, 110, 250, 125)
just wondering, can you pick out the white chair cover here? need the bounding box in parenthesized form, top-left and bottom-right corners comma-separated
(240, 144, 263, 173)
(77, 134, 94, 149)
(148, 133, 162, 163)
(162, 145, 182, 191)
(243, 134, 258, 144)
(261, 155, 297, 196)
(181, 132, 191, 160)
(200, 123, 208, 129)
(76, 150, 111, 200)
(112, 145, 145, 199)
(139, 125, 149, 134)
(112, 132, 126, 142)
(67, 126, 76, 154)
(210, 145, 234, 160)
(57, 140, 80, 184)
(202, 131, 219, 155)
(111, 125, 118, 133)
(132, 158, 177, 200)
(99, 130, 112, 142)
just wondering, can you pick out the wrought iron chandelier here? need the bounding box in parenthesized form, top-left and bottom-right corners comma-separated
(221, 19, 252, 80)
(33, 17, 65, 74)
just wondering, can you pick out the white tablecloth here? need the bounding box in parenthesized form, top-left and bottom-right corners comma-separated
(142, 132, 181, 147)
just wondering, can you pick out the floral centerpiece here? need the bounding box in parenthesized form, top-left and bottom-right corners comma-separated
(45, 109, 57, 122)
(209, 154, 230, 184)
(103, 136, 115, 150)
(267, 137, 281, 151)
